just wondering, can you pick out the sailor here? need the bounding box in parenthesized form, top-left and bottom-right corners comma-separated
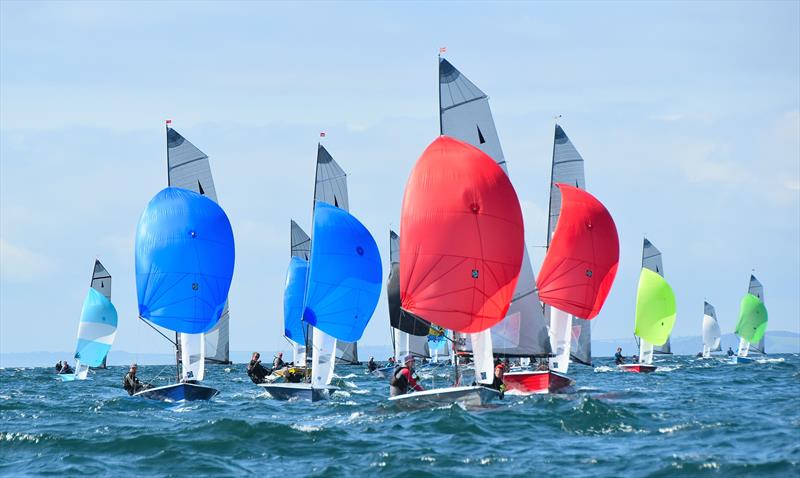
(247, 352, 270, 384)
(273, 352, 286, 370)
(389, 354, 424, 397)
(614, 347, 625, 365)
(367, 356, 378, 372)
(123, 363, 147, 395)
(727, 347, 735, 357)
(55, 361, 62, 373)
(490, 359, 507, 395)
(537, 359, 549, 371)
(59, 360, 74, 374)
(387, 356, 396, 367)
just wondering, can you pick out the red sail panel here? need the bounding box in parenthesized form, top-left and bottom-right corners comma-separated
(536, 184, 619, 319)
(400, 136, 524, 334)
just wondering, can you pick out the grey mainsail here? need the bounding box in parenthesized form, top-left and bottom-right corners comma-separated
(547, 124, 591, 365)
(313, 144, 359, 364)
(439, 57, 550, 357)
(388, 230, 430, 359)
(91, 259, 112, 368)
(747, 274, 766, 354)
(167, 126, 230, 364)
(291, 220, 311, 260)
(642, 238, 671, 354)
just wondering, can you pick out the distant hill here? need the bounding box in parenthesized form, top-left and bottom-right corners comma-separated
(3, 332, 797, 368)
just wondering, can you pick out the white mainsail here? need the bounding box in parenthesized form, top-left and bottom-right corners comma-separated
(388, 230, 430, 361)
(166, 126, 230, 366)
(702, 301, 722, 357)
(439, 57, 549, 359)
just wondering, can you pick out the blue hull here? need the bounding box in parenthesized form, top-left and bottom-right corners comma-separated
(134, 383, 218, 402)
(730, 356, 755, 364)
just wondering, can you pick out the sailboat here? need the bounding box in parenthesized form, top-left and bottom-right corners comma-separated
(701, 301, 722, 358)
(166, 124, 232, 365)
(620, 238, 676, 373)
(438, 57, 555, 394)
(643, 239, 673, 356)
(286, 220, 312, 367)
(390, 135, 524, 408)
(133, 187, 235, 401)
(59, 260, 118, 381)
(383, 230, 430, 377)
(731, 275, 768, 364)
(262, 202, 382, 400)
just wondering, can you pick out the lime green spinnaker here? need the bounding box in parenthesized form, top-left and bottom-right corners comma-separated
(735, 293, 768, 344)
(634, 268, 676, 346)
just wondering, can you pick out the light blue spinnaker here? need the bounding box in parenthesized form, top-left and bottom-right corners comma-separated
(135, 187, 235, 334)
(74, 287, 118, 367)
(302, 201, 382, 343)
(284, 256, 309, 344)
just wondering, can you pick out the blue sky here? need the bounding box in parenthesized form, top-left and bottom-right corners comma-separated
(1, 1, 798, 357)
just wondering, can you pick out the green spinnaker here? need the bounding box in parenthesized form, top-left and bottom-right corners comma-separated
(735, 293, 768, 343)
(634, 268, 676, 346)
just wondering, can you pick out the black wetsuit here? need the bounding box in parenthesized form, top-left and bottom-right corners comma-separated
(55, 362, 62, 373)
(614, 352, 624, 365)
(727, 349, 735, 357)
(367, 360, 378, 372)
(123, 372, 146, 396)
(273, 357, 286, 370)
(247, 360, 270, 384)
(60, 364, 74, 374)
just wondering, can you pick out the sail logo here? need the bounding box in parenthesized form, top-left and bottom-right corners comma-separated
(192, 283, 199, 291)
(471, 269, 479, 279)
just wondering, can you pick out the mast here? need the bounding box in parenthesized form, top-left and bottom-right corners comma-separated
(165, 121, 180, 383)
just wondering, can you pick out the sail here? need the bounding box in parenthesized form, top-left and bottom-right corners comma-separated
(400, 135, 524, 333)
(735, 293, 768, 344)
(748, 274, 766, 353)
(634, 268, 676, 346)
(135, 187, 235, 334)
(388, 231, 430, 336)
(180, 333, 204, 381)
(302, 202, 382, 342)
(90, 260, 112, 367)
(393, 329, 431, 360)
(641, 238, 671, 353)
(74, 287, 118, 368)
(311, 327, 336, 388)
(335, 342, 359, 364)
(702, 301, 722, 352)
(439, 57, 549, 356)
(291, 220, 311, 260)
(167, 126, 230, 363)
(548, 124, 592, 364)
(283, 256, 309, 345)
(537, 184, 619, 319)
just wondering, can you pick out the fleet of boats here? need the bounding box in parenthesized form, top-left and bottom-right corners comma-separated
(57, 54, 771, 404)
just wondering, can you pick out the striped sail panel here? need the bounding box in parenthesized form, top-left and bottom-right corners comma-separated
(167, 127, 230, 364)
(315, 144, 349, 212)
(642, 238, 671, 354)
(702, 301, 722, 352)
(748, 275, 766, 354)
(393, 329, 431, 360)
(439, 57, 549, 356)
(74, 288, 118, 367)
(547, 125, 590, 365)
(335, 341, 359, 364)
(291, 220, 311, 260)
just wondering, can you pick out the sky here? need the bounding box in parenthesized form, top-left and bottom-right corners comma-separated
(1, 1, 798, 359)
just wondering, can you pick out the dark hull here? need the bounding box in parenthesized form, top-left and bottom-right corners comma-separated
(134, 383, 219, 402)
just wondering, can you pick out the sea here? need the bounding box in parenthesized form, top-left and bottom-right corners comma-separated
(1, 355, 798, 477)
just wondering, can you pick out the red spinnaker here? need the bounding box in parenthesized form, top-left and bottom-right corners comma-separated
(400, 136, 524, 333)
(536, 184, 619, 319)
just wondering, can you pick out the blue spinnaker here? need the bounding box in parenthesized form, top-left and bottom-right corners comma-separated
(135, 187, 235, 334)
(302, 201, 382, 342)
(284, 256, 309, 344)
(74, 288, 118, 367)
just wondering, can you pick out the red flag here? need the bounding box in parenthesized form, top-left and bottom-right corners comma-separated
(439, 47, 447, 54)
(165, 119, 172, 125)
(319, 132, 326, 138)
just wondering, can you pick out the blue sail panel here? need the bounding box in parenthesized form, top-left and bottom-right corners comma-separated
(74, 288, 118, 367)
(302, 202, 382, 342)
(284, 256, 309, 345)
(135, 187, 235, 334)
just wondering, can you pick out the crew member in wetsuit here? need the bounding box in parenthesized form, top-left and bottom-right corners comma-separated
(390, 354, 424, 397)
(273, 352, 287, 370)
(59, 360, 74, 374)
(55, 361, 62, 373)
(247, 352, 270, 384)
(123, 363, 148, 395)
(727, 347, 735, 357)
(367, 356, 378, 372)
(614, 347, 625, 365)
(491, 359, 507, 396)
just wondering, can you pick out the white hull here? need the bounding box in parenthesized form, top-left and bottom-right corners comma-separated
(388, 385, 500, 409)
(258, 382, 338, 402)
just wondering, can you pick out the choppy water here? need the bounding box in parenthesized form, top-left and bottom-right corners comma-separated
(1, 355, 798, 477)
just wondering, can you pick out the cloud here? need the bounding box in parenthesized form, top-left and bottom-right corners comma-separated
(0, 238, 54, 283)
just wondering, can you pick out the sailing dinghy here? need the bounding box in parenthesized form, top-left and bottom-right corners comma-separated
(261, 202, 382, 400)
(730, 275, 768, 364)
(133, 187, 235, 401)
(700, 301, 722, 358)
(59, 260, 118, 381)
(389, 135, 524, 408)
(620, 239, 676, 373)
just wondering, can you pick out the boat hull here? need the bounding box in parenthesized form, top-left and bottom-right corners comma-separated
(258, 382, 338, 402)
(134, 383, 219, 402)
(503, 370, 574, 394)
(388, 385, 500, 409)
(729, 356, 755, 364)
(370, 366, 392, 379)
(618, 363, 657, 373)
